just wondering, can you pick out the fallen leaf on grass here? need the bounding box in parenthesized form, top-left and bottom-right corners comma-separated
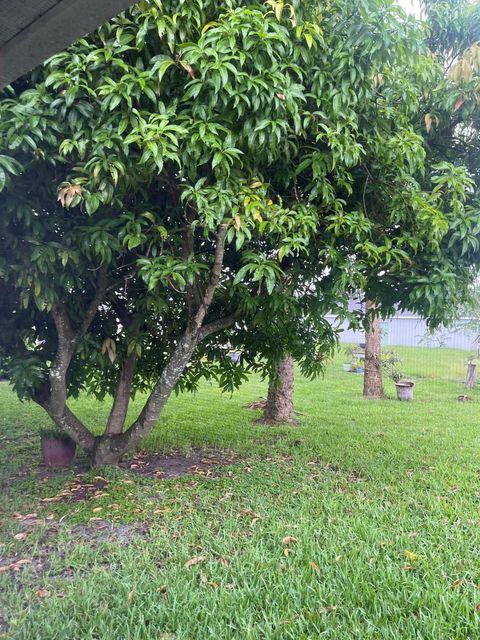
(282, 536, 298, 546)
(127, 590, 135, 602)
(35, 589, 51, 599)
(451, 579, 466, 589)
(238, 509, 261, 519)
(185, 556, 206, 569)
(310, 561, 321, 575)
(0, 559, 30, 573)
(217, 557, 229, 567)
(475, 603, 480, 612)
(91, 507, 103, 513)
(404, 550, 420, 561)
(319, 605, 337, 614)
(402, 565, 415, 571)
(13, 532, 28, 541)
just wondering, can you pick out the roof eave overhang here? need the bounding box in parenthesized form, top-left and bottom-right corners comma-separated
(0, 0, 136, 88)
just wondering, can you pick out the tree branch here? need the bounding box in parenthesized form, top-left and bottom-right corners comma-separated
(90, 226, 230, 463)
(198, 313, 238, 340)
(44, 265, 108, 448)
(181, 224, 203, 315)
(105, 350, 137, 435)
(192, 224, 228, 330)
(76, 265, 108, 341)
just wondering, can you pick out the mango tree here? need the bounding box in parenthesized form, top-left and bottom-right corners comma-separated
(0, 0, 479, 458)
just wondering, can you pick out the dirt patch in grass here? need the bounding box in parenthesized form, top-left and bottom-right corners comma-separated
(10, 448, 240, 486)
(38, 476, 110, 505)
(305, 460, 367, 483)
(69, 519, 150, 545)
(120, 448, 240, 479)
(0, 554, 51, 576)
(1, 520, 150, 579)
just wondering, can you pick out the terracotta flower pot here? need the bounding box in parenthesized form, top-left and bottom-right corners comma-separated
(395, 381, 414, 401)
(41, 437, 76, 468)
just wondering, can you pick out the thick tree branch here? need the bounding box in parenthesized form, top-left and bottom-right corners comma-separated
(92, 330, 198, 464)
(192, 224, 228, 330)
(43, 266, 108, 449)
(44, 405, 96, 452)
(105, 350, 137, 435)
(198, 313, 238, 340)
(181, 225, 203, 314)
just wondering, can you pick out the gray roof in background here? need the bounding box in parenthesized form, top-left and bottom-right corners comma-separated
(0, 0, 137, 88)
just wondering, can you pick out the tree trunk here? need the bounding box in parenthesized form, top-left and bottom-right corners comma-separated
(105, 351, 137, 435)
(465, 363, 477, 389)
(33, 226, 236, 467)
(91, 330, 199, 466)
(262, 356, 295, 424)
(363, 301, 384, 399)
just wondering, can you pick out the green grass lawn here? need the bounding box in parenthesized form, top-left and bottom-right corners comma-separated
(1, 345, 480, 639)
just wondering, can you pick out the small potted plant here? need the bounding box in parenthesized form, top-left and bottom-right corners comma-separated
(381, 351, 415, 401)
(40, 427, 76, 468)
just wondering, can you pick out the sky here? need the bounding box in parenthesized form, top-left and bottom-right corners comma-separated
(396, 0, 422, 17)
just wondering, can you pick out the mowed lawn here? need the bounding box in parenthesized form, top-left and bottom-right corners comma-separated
(1, 346, 480, 639)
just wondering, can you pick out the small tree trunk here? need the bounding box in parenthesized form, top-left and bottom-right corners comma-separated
(262, 356, 295, 424)
(363, 302, 384, 399)
(465, 363, 477, 389)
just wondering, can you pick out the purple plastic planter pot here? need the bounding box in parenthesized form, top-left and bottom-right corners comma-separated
(395, 381, 414, 401)
(41, 437, 76, 468)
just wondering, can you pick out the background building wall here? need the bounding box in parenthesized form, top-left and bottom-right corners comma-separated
(326, 314, 479, 351)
